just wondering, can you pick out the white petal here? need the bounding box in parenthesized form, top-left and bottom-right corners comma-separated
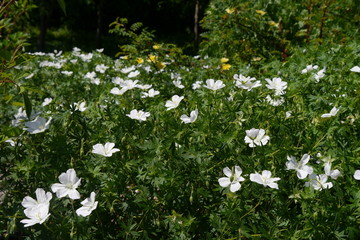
(218, 177, 231, 188)
(354, 170, 360, 180)
(223, 167, 232, 177)
(229, 182, 241, 192)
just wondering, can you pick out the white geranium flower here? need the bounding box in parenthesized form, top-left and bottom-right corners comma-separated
(84, 71, 100, 85)
(305, 173, 333, 191)
(218, 166, 245, 192)
(72, 101, 87, 112)
(92, 142, 120, 157)
(204, 79, 225, 91)
(110, 87, 127, 95)
(136, 84, 152, 90)
(42, 98, 53, 106)
(180, 109, 198, 124)
(314, 69, 325, 82)
(354, 170, 360, 180)
(301, 64, 318, 74)
(192, 81, 202, 89)
(76, 192, 98, 217)
(24, 116, 52, 134)
(234, 74, 261, 91)
(20, 204, 51, 227)
(121, 65, 136, 74)
(286, 154, 314, 179)
(265, 77, 287, 96)
(350, 66, 360, 73)
(22, 188, 52, 210)
(126, 109, 150, 121)
(173, 79, 185, 89)
(12, 107, 41, 126)
(51, 168, 81, 199)
(95, 64, 109, 73)
(321, 107, 339, 118)
(61, 71, 73, 76)
(128, 70, 140, 78)
(79, 53, 93, 62)
(323, 162, 341, 180)
(165, 95, 184, 110)
(141, 89, 160, 98)
(250, 170, 280, 189)
(112, 77, 125, 85)
(244, 128, 270, 147)
(265, 95, 284, 106)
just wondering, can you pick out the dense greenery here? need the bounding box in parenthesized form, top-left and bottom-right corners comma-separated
(1, 0, 360, 239)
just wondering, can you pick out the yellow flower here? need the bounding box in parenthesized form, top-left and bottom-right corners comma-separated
(256, 10, 266, 16)
(225, 8, 236, 14)
(136, 58, 144, 64)
(156, 62, 166, 69)
(153, 44, 161, 50)
(122, 55, 129, 60)
(252, 57, 262, 62)
(268, 21, 279, 28)
(148, 54, 158, 63)
(220, 57, 229, 63)
(221, 64, 231, 70)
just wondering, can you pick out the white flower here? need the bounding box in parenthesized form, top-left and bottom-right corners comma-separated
(285, 111, 292, 119)
(79, 53, 93, 62)
(234, 74, 261, 91)
(126, 109, 150, 121)
(350, 66, 360, 73)
(136, 84, 152, 90)
(110, 87, 127, 95)
(61, 71, 73, 76)
(76, 192, 98, 217)
(42, 98, 53, 106)
(24, 116, 52, 134)
(265, 77, 287, 96)
(244, 128, 270, 147)
(218, 166, 245, 192)
(112, 77, 125, 85)
(265, 95, 284, 106)
(128, 70, 140, 78)
(51, 168, 81, 199)
(120, 65, 136, 73)
(305, 173, 333, 190)
(286, 154, 314, 179)
(12, 107, 41, 126)
(314, 69, 325, 82)
(92, 142, 120, 157)
(323, 162, 341, 180)
(141, 89, 160, 98)
(250, 170, 280, 189)
(180, 109, 198, 124)
(301, 65, 318, 74)
(321, 107, 339, 118)
(192, 81, 202, 89)
(165, 95, 184, 110)
(20, 204, 51, 227)
(204, 79, 225, 91)
(72, 101, 87, 112)
(95, 64, 109, 73)
(173, 79, 185, 89)
(84, 71, 96, 79)
(22, 188, 52, 210)
(96, 48, 104, 53)
(354, 170, 360, 180)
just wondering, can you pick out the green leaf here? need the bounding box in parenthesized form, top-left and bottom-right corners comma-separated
(22, 92, 32, 120)
(57, 0, 67, 15)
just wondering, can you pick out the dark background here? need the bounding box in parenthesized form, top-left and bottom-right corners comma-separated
(28, 0, 210, 56)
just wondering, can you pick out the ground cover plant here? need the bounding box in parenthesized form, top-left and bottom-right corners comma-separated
(1, 0, 360, 239)
(1, 41, 360, 239)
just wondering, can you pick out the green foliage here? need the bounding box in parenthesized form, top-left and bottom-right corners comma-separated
(1, 40, 360, 239)
(200, 0, 360, 62)
(109, 17, 156, 57)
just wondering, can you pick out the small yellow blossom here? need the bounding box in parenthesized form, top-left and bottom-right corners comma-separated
(221, 64, 231, 70)
(136, 58, 144, 64)
(153, 44, 161, 50)
(148, 54, 158, 63)
(268, 21, 279, 28)
(256, 10, 266, 16)
(252, 57, 262, 62)
(225, 8, 236, 14)
(220, 57, 229, 63)
(122, 55, 129, 60)
(156, 62, 166, 69)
